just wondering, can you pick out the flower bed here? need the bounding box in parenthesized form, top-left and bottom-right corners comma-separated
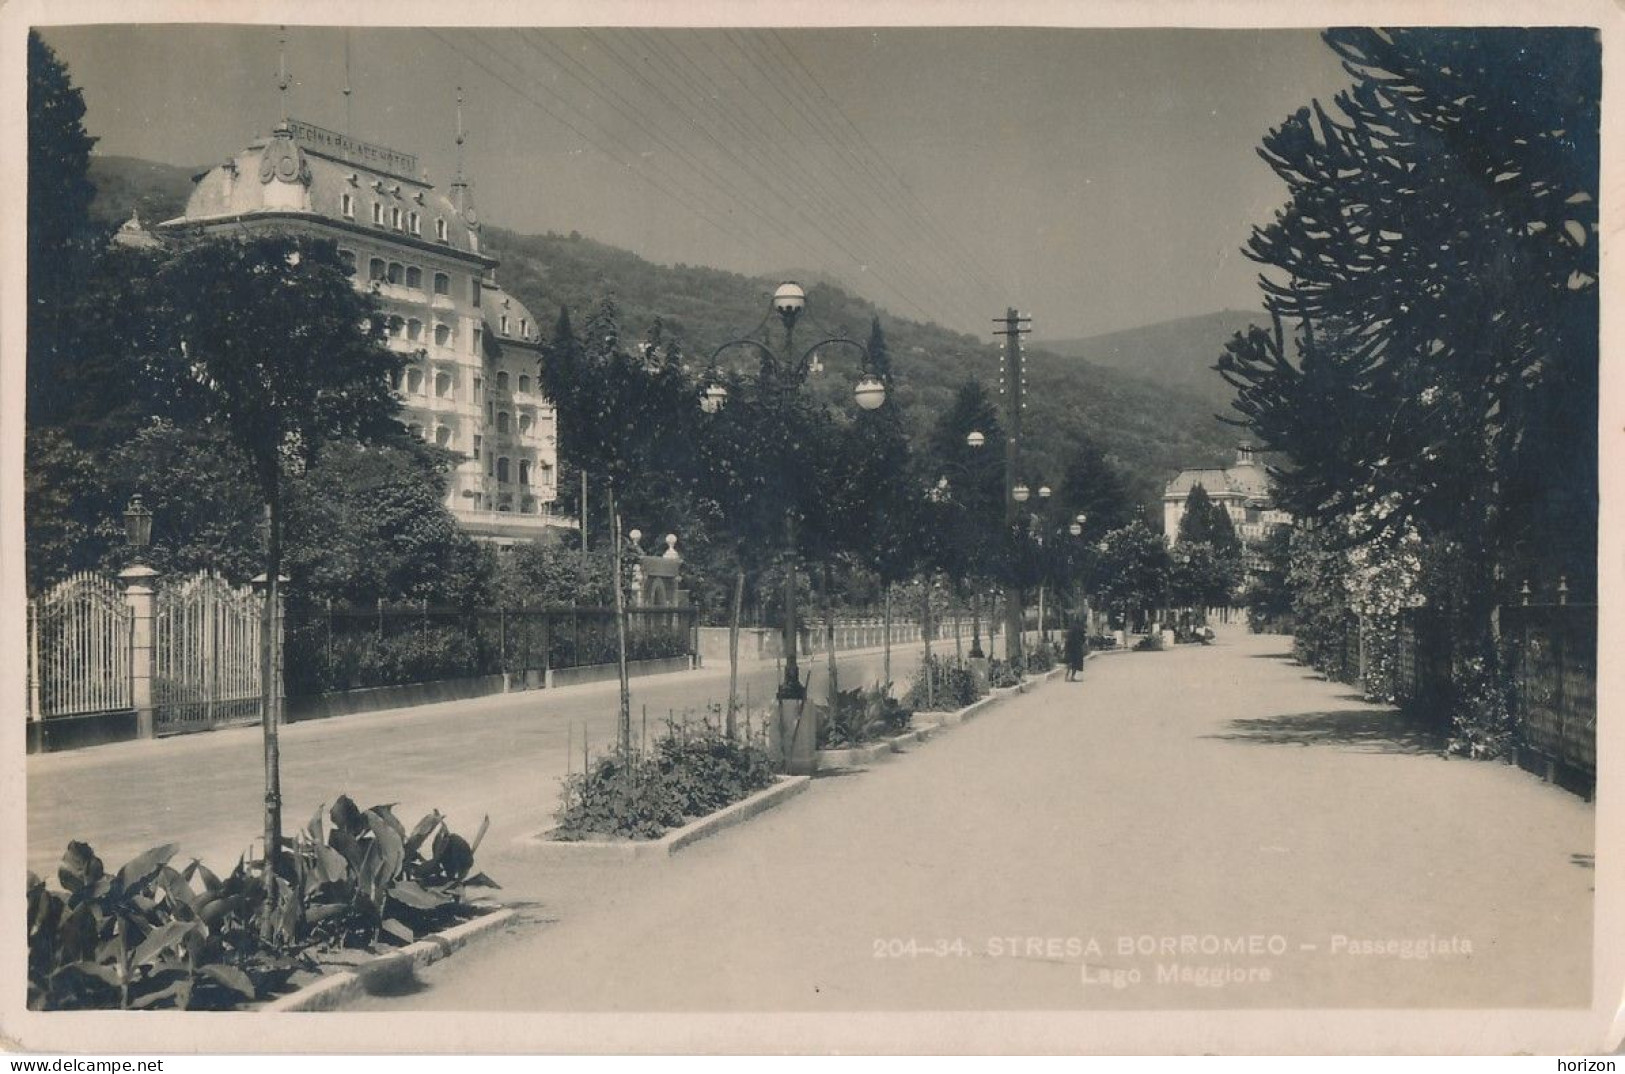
(552, 716, 777, 842)
(814, 683, 912, 750)
(904, 654, 987, 711)
(27, 799, 496, 1011)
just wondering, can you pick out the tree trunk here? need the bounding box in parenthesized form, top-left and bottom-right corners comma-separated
(727, 564, 744, 740)
(882, 584, 893, 686)
(609, 481, 631, 753)
(921, 581, 934, 709)
(259, 484, 284, 942)
(823, 561, 838, 714)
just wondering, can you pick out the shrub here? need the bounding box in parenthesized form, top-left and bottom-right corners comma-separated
(26, 800, 495, 1011)
(1024, 641, 1057, 674)
(1447, 652, 1517, 760)
(553, 717, 777, 842)
(554, 750, 684, 841)
(904, 654, 985, 711)
(987, 659, 1022, 688)
(1088, 633, 1118, 649)
(815, 683, 912, 749)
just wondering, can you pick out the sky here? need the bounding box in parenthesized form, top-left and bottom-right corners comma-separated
(40, 24, 1356, 340)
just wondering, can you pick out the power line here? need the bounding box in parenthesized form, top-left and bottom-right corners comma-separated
(506, 29, 944, 325)
(721, 28, 994, 311)
(769, 29, 1006, 298)
(594, 28, 976, 321)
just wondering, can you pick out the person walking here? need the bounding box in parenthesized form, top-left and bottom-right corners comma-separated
(1063, 618, 1087, 682)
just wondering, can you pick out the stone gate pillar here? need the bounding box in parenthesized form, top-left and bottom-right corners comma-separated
(119, 565, 160, 739)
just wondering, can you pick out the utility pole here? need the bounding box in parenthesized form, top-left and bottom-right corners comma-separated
(993, 307, 1031, 662)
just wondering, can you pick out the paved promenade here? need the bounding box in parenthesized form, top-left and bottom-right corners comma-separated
(348, 626, 1594, 1013)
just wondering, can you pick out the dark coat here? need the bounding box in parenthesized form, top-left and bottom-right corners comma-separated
(1063, 625, 1087, 669)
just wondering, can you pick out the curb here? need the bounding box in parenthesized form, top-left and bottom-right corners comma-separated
(814, 725, 931, 768)
(514, 775, 812, 862)
(261, 907, 516, 1013)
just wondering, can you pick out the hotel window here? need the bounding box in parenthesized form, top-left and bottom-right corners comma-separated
(372, 202, 384, 225)
(473, 375, 483, 399)
(472, 328, 483, 355)
(496, 371, 510, 393)
(405, 266, 422, 289)
(406, 319, 423, 343)
(487, 457, 494, 478)
(434, 425, 451, 447)
(496, 458, 511, 484)
(341, 193, 355, 219)
(387, 262, 404, 285)
(407, 423, 424, 440)
(388, 315, 405, 338)
(408, 211, 420, 234)
(518, 461, 531, 486)
(487, 401, 494, 421)
(434, 323, 451, 348)
(368, 257, 386, 282)
(518, 374, 530, 394)
(338, 249, 357, 275)
(471, 278, 482, 307)
(389, 368, 404, 392)
(499, 315, 509, 335)
(518, 412, 534, 436)
(540, 462, 554, 487)
(519, 318, 528, 337)
(473, 434, 482, 460)
(435, 372, 452, 398)
(436, 218, 448, 242)
(433, 272, 450, 296)
(497, 411, 511, 434)
(391, 207, 403, 230)
(406, 368, 423, 395)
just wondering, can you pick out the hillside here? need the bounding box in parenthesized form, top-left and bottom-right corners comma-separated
(86, 155, 198, 231)
(485, 228, 1245, 505)
(1038, 309, 1263, 419)
(83, 156, 1245, 509)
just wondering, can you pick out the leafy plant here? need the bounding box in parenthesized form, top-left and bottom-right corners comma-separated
(1024, 641, 1057, 675)
(27, 799, 498, 1011)
(904, 654, 985, 711)
(987, 659, 1023, 688)
(287, 796, 497, 949)
(553, 714, 777, 841)
(816, 682, 912, 749)
(27, 842, 293, 1011)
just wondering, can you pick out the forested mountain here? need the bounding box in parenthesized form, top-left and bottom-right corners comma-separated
(85, 155, 1244, 509)
(1037, 309, 1262, 418)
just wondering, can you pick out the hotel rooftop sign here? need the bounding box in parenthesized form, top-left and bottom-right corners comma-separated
(287, 119, 421, 182)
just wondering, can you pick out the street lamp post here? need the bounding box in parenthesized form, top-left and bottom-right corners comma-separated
(930, 429, 990, 659)
(701, 282, 884, 773)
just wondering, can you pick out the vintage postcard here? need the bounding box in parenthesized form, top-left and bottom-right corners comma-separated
(2, 0, 1619, 1057)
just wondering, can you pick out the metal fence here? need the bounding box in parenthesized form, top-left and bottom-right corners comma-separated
(1395, 608, 1454, 730)
(153, 572, 264, 735)
(27, 571, 133, 720)
(1501, 603, 1596, 778)
(283, 601, 696, 697)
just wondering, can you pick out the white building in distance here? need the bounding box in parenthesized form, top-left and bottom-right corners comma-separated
(155, 116, 570, 547)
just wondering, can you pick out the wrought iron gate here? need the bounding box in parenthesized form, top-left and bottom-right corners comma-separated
(152, 571, 264, 734)
(27, 572, 133, 720)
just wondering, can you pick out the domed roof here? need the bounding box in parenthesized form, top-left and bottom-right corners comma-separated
(483, 279, 543, 345)
(160, 119, 488, 262)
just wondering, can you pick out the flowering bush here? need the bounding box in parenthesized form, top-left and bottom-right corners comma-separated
(1447, 651, 1518, 760)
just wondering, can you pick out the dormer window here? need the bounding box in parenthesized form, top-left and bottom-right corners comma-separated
(341, 193, 354, 219)
(500, 315, 509, 335)
(408, 211, 421, 234)
(519, 318, 528, 337)
(436, 218, 448, 242)
(391, 207, 402, 230)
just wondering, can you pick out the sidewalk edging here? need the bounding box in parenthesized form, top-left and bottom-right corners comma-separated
(261, 907, 516, 1013)
(514, 775, 812, 862)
